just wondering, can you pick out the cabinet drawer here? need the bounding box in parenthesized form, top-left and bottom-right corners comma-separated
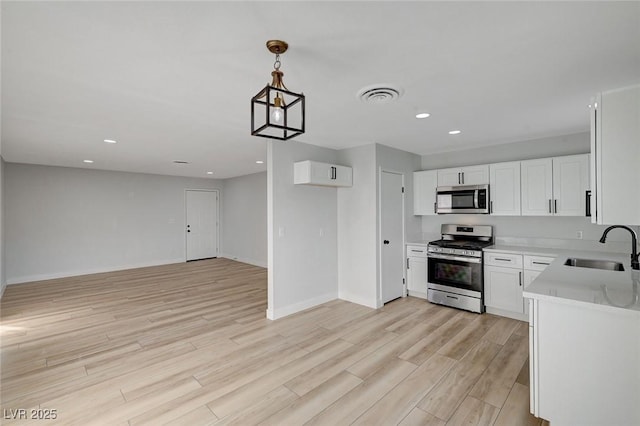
(485, 252, 523, 268)
(524, 255, 555, 271)
(406, 245, 428, 257)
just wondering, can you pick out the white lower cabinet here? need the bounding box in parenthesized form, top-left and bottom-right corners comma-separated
(522, 255, 553, 316)
(406, 245, 428, 299)
(484, 251, 553, 320)
(528, 297, 640, 424)
(485, 263, 524, 317)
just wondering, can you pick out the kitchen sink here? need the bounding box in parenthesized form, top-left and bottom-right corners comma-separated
(563, 258, 625, 271)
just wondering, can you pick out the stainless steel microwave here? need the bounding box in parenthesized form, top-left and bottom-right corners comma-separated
(436, 184, 490, 214)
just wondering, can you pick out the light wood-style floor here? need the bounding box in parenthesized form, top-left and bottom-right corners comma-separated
(1, 258, 548, 425)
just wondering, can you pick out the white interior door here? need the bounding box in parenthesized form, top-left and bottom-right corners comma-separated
(186, 190, 218, 261)
(381, 171, 405, 304)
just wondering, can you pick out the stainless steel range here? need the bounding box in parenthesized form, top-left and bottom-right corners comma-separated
(427, 224, 493, 313)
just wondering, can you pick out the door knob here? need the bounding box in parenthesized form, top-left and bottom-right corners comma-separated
(383, 240, 390, 244)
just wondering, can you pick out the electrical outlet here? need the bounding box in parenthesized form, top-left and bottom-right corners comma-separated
(576, 230, 583, 239)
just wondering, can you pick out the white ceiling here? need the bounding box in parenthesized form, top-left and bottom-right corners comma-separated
(2, 1, 639, 179)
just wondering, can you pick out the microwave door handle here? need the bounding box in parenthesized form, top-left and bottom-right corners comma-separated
(474, 190, 479, 209)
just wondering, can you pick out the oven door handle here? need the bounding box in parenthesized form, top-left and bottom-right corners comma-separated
(427, 253, 482, 264)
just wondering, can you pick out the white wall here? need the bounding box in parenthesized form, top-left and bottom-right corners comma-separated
(422, 215, 636, 253)
(267, 140, 339, 320)
(337, 144, 378, 307)
(0, 158, 5, 298)
(335, 143, 422, 308)
(376, 144, 423, 241)
(221, 171, 267, 267)
(421, 132, 589, 170)
(5, 163, 223, 284)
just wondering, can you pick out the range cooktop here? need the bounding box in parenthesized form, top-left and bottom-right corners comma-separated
(428, 239, 493, 251)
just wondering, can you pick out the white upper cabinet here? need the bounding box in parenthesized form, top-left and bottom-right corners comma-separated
(591, 85, 640, 225)
(437, 165, 489, 186)
(521, 154, 589, 217)
(489, 161, 521, 215)
(293, 160, 352, 187)
(413, 170, 437, 215)
(521, 158, 554, 216)
(437, 168, 462, 186)
(552, 154, 589, 216)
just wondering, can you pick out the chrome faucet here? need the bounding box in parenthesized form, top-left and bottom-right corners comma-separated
(599, 225, 640, 270)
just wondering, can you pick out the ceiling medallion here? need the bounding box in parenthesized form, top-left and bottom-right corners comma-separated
(251, 40, 305, 141)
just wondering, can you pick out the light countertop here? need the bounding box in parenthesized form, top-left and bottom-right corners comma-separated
(488, 245, 639, 315)
(407, 240, 639, 314)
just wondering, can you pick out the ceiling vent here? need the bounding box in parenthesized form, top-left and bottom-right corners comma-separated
(356, 84, 404, 104)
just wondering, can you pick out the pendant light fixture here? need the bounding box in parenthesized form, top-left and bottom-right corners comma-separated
(251, 40, 305, 140)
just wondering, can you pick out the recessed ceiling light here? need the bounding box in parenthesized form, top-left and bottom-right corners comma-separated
(83, 160, 94, 163)
(103, 139, 117, 144)
(448, 130, 461, 135)
(206, 171, 213, 175)
(415, 113, 430, 119)
(256, 160, 264, 164)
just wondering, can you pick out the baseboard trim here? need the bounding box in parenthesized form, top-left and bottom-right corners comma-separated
(485, 306, 528, 322)
(220, 254, 267, 268)
(268, 292, 338, 320)
(6, 258, 186, 285)
(407, 290, 428, 300)
(338, 290, 378, 309)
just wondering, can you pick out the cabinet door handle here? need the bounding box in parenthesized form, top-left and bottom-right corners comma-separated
(458, 172, 461, 185)
(407, 258, 410, 269)
(519, 271, 523, 286)
(532, 261, 550, 266)
(490, 201, 493, 214)
(461, 172, 464, 184)
(554, 199, 558, 214)
(328, 166, 336, 180)
(495, 258, 512, 262)
(585, 190, 592, 217)
(434, 202, 437, 214)
(548, 199, 552, 214)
